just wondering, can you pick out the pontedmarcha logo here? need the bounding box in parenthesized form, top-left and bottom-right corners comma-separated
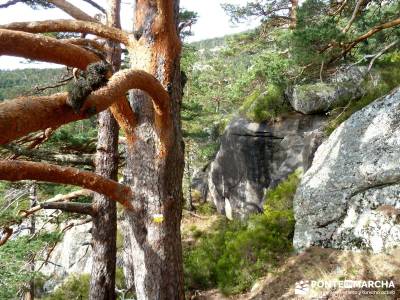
(310, 280, 395, 289)
(294, 280, 395, 296)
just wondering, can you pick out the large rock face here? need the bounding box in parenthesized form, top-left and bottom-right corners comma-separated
(288, 67, 379, 114)
(40, 222, 92, 292)
(294, 87, 400, 252)
(208, 114, 326, 219)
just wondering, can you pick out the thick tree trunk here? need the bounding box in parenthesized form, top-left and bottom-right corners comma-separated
(90, 1, 121, 299)
(122, 0, 185, 299)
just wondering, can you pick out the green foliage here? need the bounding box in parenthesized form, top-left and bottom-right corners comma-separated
(292, 0, 344, 65)
(45, 119, 97, 154)
(184, 171, 300, 295)
(0, 68, 65, 100)
(240, 84, 288, 122)
(179, 9, 199, 39)
(222, 0, 292, 24)
(0, 233, 61, 299)
(264, 169, 302, 210)
(43, 274, 90, 300)
(195, 202, 216, 216)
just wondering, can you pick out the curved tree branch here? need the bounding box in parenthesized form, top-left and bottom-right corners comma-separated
(0, 29, 98, 69)
(0, 160, 134, 210)
(0, 69, 170, 145)
(0, 29, 135, 142)
(0, 19, 132, 45)
(47, 0, 97, 22)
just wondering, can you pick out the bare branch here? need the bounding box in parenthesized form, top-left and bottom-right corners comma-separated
(330, 0, 348, 16)
(0, 0, 19, 8)
(0, 19, 132, 45)
(0, 69, 170, 145)
(82, 0, 106, 14)
(0, 160, 134, 210)
(41, 202, 94, 215)
(47, 0, 97, 22)
(19, 189, 91, 221)
(3, 144, 94, 166)
(368, 40, 399, 72)
(342, 0, 365, 33)
(0, 29, 98, 69)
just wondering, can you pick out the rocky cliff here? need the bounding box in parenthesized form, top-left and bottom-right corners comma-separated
(293, 87, 400, 252)
(207, 114, 326, 219)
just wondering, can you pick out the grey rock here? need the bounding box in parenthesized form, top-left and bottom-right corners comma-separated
(288, 66, 380, 115)
(40, 222, 92, 290)
(191, 166, 210, 202)
(288, 81, 361, 114)
(294, 87, 400, 252)
(329, 66, 369, 84)
(208, 114, 326, 219)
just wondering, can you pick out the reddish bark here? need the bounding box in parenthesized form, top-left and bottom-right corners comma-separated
(0, 20, 131, 45)
(0, 160, 133, 209)
(0, 69, 170, 145)
(0, 29, 98, 69)
(121, 0, 185, 298)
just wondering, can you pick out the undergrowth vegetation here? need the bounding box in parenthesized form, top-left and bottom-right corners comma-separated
(0, 233, 61, 299)
(184, 170, 301, 295)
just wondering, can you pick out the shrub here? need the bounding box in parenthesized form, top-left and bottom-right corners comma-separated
(42, 274, 90, 300)
(184, 170, 301, 295)
(240, 84, 289, 122)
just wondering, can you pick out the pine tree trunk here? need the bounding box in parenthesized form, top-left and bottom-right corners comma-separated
(89, 109, 119, 300)
(122, 0, 185, 298)
(89, 2, 121, 299)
